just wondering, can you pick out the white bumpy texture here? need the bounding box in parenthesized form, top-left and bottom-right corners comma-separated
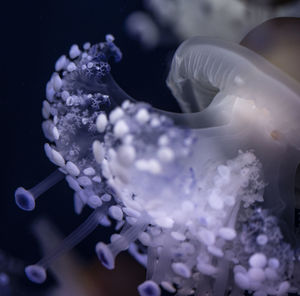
(21, 34, 300, 296)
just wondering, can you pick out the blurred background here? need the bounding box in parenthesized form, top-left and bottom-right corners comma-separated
(1, 1, 300, 295)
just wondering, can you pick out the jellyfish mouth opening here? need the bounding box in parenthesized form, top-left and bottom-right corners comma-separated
(99, 252, 109, 266)
(14, 187, 35, 211)
(25, 265, 47, 284)
(138, 281, 161, 296)
(95, 242, 114, 270)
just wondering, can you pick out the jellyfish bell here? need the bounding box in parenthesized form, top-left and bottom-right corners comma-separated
(167, 36, 300, 143)
(241, 16, 300, 213)
(167, 33, 300, 236)
(15, 32, 300, 295)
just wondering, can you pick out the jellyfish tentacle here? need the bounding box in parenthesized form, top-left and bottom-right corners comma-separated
(96, 214, 149, 270)
(25, 204, 108, 283)
(15, 170, 64, 211)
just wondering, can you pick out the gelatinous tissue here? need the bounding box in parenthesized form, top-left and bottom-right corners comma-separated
(15, 33, 300, 295)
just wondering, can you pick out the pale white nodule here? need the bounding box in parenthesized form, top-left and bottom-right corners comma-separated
(109, 107, 124, 124)
(93, 140, 105, 164)
(69, 44, 81, 59)
(249, 253, 267, 269)
(66, 161, 80, 176)
(55, 55, 67, 71)
(218, 227, 236, 240)
(53, 74, 62, 91)
(52, 126, 60, 140)
(67, 62, 76, 72)
(83, 167, 96, 176)
(108, 205, 123, 221)
(135, 108, 150, 124)
(51, 149, 65, 167)
(172, 262, 191, 278)
(96, 113, 108, 133)
(113, 120, 129, 138)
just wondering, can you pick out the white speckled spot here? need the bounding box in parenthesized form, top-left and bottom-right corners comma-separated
(51, 149, 65, 167)
(109, 107, 124, 124)
(55, 55, 67, 71)
(218, 227, 236, 240)
(249, 253, 267, 268)
(171, 231, 186, 241)
(155, 217, 174, 228)
(83, 167, 96, 176)
(172, 262, 191, 278)
(207, 245, 224, 257)
(69, 44, 81, 59)
(248, 267, 265, 282)
(234, 272, 250, 290)
(135, 108, 150, 124)
(96, 113, 108, 133)
(93, 140, 105, 164)
(198, 228, 215, 245)
(268, 258, 280, 269)
(67, 62, 76, 72)
(256, 234, 268, 245)
(87, 195, 102, 209)
(66, 161, 80, 176)
(113, 120, 129, 138)
(197, 262, 217, 276)
(157, 147, 174, 162)
(77, 176, 92, 187)
(53, 74, 62, 91)
(108, 205, 123, 221)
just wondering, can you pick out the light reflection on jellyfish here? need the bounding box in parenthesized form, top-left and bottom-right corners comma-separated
(14, 30, 300, 296)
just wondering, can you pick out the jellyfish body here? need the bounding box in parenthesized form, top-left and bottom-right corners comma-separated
(15, 35, 300, 295)
(167, 36, 300, 226)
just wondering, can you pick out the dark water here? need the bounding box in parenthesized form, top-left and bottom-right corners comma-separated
(1, 1, 300, 296)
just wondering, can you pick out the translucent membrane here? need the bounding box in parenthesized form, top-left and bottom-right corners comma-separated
(146, 247, 158, 280)
(167, 36, 300, 227)
(150, 234, 173, 284)
(25, 205, 107, 283)
(166, 36, 300, 128)
(15, 170, 64, 211)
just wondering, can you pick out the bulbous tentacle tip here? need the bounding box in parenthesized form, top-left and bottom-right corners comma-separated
(15, 187, 35, 211)
(25, 265, 47, 284)
(95, 242, 115, 270)
(138, 280, 161, 296)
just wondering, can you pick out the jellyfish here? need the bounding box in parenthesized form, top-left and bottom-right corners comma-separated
(125, 0, 300, 48)
(14, 33, 300, 295)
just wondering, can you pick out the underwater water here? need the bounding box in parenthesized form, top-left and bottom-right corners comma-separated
(2, 1, 300, 296)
